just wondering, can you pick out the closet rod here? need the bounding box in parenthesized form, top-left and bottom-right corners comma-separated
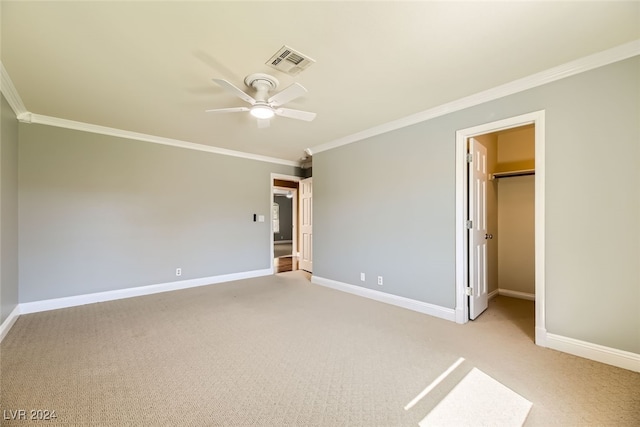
(492, 169, 535, 179)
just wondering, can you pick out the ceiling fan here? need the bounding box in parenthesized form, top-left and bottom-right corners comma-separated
(206, 73, 316, 128)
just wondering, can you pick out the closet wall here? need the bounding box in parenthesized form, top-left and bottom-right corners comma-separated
(496, 126, 535, 297)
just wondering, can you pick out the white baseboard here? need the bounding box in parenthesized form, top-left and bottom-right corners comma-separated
(498, 289, 535, 301)
(311, 276, 456, 322)
(19, 268, 272, 315)
(0, 305, 21, 343)
(274, 240, 292, 245)
(488, 289, 499, 299)
(545, 333, 640, 373)
(535, 327, 548, 347)
(7, 271, 639, 373)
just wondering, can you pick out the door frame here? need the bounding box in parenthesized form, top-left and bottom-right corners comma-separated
(270, 173, 301, 273)
(454, 110, 547, 347)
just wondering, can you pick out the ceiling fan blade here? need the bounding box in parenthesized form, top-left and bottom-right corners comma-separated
(275, 108, 317, 122)
(212, 78, 256, 105)
(268, 83, 307, 107)
(257, 118, 271, 129)
(205, 107, 249, 114)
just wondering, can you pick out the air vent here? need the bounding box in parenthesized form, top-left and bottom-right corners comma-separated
(266, 45, 315, 76)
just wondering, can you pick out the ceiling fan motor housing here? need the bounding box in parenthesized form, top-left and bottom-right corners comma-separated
(244, 73, 279, 118)
(245, 73, 279, 99)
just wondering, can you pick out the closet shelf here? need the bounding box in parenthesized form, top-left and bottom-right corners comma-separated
(492, 169, 535, 179)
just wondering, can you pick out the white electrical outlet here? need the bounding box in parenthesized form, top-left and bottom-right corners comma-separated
(377, 276, 383, 286)
(176, 268, 182, 276)
(360, 272, 365, 281)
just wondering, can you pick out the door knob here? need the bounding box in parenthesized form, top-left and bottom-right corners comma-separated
(485, 233, 493, 240)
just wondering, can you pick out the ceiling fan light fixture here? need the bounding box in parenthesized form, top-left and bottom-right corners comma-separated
(207, 73, 315, 124)
(250, 105, 275, 119)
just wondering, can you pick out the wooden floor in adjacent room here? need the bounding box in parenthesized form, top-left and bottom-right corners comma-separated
(274, 256, 298, 273)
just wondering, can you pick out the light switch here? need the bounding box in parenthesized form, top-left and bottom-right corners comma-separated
(258, 215, 265, 222)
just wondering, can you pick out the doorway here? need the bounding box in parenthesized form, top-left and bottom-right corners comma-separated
(271, 174, 300, 273)
(455, 111, 546, 346)
(467, 126, 535, 319)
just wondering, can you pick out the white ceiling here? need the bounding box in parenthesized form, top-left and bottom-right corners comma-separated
(3, 1, 639, 163)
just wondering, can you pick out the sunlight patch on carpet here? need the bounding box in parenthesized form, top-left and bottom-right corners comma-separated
(419, 368, 532, 427)
(405, 357, 466, 410)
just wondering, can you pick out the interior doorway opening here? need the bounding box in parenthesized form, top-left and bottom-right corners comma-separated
(271, 175, 300, 274)
(467, 126, 536, 325)
(455, 111, 546, 347)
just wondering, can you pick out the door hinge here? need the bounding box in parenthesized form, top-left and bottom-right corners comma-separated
(466, 220, 473, 229)
(466, 153, 473, 163)
(466, 287, 473, 296)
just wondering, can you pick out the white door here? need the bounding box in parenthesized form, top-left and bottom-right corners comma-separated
(299, 178, 313, 272)
(469, 138, 489, 319)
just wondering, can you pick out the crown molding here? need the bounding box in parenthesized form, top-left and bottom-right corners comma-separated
(22, 113, 299, 167)
(0, 62, 28, 118)
(309, 39, 640, 156)
(1, 61, 297, 167)
(5, 37, 639, 166)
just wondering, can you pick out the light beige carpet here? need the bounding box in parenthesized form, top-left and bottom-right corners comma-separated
(1, 271, 639, 426)
(418, 367, 532, 426)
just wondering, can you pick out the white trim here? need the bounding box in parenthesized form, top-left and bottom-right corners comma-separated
(546, 333, 640, 373)
(533, 115, 546, 344)
(18, 112, 298, 166)
(0, 62, 28, 118)
(0, 305, 21, 343)
(454, 111, 546, 348)
(7, 40, 638, 167)
(308, 39, 639, 156)
(312, 276, 456, 322)
(498, 289, 535, 301)
(535, 327, 548, 348)
(272, 174, 302, 182)
(0, 61, 296, 166)
(19, 269, 272, 315)
(488, 289, 499, 300)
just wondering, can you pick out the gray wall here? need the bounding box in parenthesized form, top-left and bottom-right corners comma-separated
(19, 124, 297, 302)
(1, 94, 20, 322)
(314, 56, 640, 354)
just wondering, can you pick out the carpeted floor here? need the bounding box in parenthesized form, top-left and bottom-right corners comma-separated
(1, 271, 638, 426)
